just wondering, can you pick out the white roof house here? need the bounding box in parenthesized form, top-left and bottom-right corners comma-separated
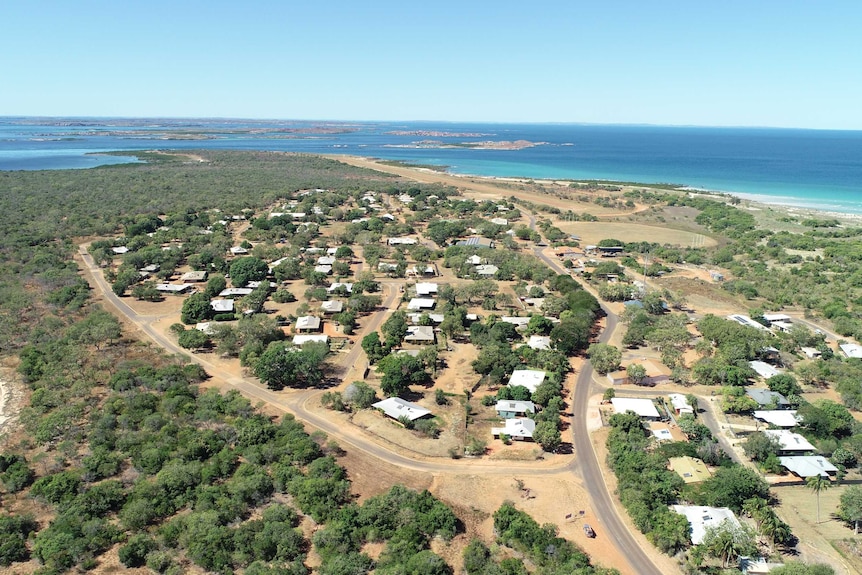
(320, 300, 344, 313)
(295, 316, 322, 331)
(293, 334, 329, 346)
(672, 505, 740, 545)
(219, 287, 253, 297)
(230, 246, 249, 255)
(492, 418, 536, 440)
(388, 237, 418, 245)
(490, 217, 509, 226)
(527, 335, 552, 350)
(317, 256, 336, 265)
(800, 347, 822, 359)
(373, 397, 431, 421)
(763, 313, 792, 323)
(764, 430, 815, 452)
(210, 299, 235, 313)
(507, 370, 546, 393)
(378, 262, 399, 272)
(328, 282, 353, 293)
(408, 313, 444, 324)
(181, 270, 208, 283)
(156, 283, 191, 293)
(111, 246, 129, 254)
(753, 410, 801, 428)
(404, 325, 435, 342)
(314, 265, 333, 274)
(611, 397, 661, 419)
(494, 400, 536, 417)
(407, 298, 436, 310)
(840, 343, 862, 359)
(501, 316, 531, 328)
(415, 282, 438, 296)
(779, 456, 838, 478)
(668, 393, 694, 415)
(466, 255, 482, 265)
(727, 314, 769, 331)
(749, 361, 783, 379)
(195, 322, 215, 335)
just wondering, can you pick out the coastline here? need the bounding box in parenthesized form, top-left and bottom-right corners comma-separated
(351, 155, 862, 223)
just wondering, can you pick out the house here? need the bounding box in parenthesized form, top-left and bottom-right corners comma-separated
(779, 456, 838, 478)
(408, 264, 437, 276)
(373, 397, 431, 421)
(800, 347, 822, 359)
(293, 334, 329, 346)
(181, 270, 208, 283)
(407, 298, 435, 311)
(111, 246, 129, 254)
(156, 283, 192, 294)
(415, 282, 438, 296)
(230, 246, 249, 255)
(651, 426, 673, 442)
(328, 282, 353, 293)
(771, 321, 794, 334)
(523, 298, 545, 309)
(746, 388, 791, 409)
(753, 410, 800, 428)
(726, 314, 769, 331)
(495, 400, 536, 419)
(408, 313, 444, 324)
(219, 287, 253, 297)
(672, 506, 740, 545)
(749, 361, 783, 379)
(404, 325, 435, 343)
(320, 300, 344, 314)
(669, 456, 712, 484)
(668, 393, 694, 416)
(763, 430, 816, 454)
(492, 418, 536, 440)
(500, 316, 531, 329)
(195, 322, 215, 335)
(527, 335, 551, 350)
(388, 237, 418, 246)
(490, 217, 509, 226)
(840, 343, 862, 359)
(597, 246, 624, 257)
(314, 265, 333, 274)
(295, 316, 322, 332)
(610, 397, 661, 420)
(763, 313, 792, 324)
(507, 370, 546, 393)
(246, 281, 276, 289)
(456, 237, 495, 248)
(466, 255, 483, 265)
(317, 256, 336, 266)
(139, 264, 160, 273)
(210, 299, 235, 313)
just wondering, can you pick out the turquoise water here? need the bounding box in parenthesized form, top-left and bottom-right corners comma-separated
(2, 118, 862, 213)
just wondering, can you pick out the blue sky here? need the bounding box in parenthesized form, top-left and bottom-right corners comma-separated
(2, 1, 861, 129)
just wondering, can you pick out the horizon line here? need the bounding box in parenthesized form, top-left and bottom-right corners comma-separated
(1, 115, 860, 133)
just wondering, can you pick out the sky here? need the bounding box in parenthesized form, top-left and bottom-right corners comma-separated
(2, 1, 862, 129)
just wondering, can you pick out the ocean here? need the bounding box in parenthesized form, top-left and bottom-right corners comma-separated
(2, 117, 862, 213)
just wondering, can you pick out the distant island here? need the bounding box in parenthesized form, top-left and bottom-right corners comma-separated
(385, 130, 492, 137)
(385, 139, 547, 150)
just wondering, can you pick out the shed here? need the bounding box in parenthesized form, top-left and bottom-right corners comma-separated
(668, 393, 694, 415)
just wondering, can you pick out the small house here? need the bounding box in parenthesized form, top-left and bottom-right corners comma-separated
(495, 400, 536, 419)
(293, 334, 329, 346)
(210, 299, 235, 313)
(610, 397, 661, 420)
(491, 418, 536, 441)
(669, 456, 712, 484)
(295, 316, 322, 333)
(373, 397, 431, 421)
(763, 430, 815, 454)
(404, 325, 435, 343)
(320, 300, 344, 314)
(507, 370, 546, 393)
(181, 270, 208, 283)
(746, 388, 790, 409)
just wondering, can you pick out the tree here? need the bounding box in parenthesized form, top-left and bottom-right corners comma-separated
(381, 311, 408, 348)
(701, 519, 757, 568)
(588, 343, 622, 375)
(343, 381, 377, 409)
(626, 363, 647, 385)
(533, 420, 561, 452)
(178, 329, 210, 351)
(376, 354, 428, 396)
(361, 332, 388, 364)
(229, 256, 269, 287)
(838, 484, 862, 534)
(204, 274, 227, 298)
(806, 474, 832, 524)
(742, 432, 782, 463)
(770, 563, 835, 575)
(181, 292, 213, 325)
(549, 315, 592, 355)
(253, 341, 328, 390)
(767, 373, 802, 398)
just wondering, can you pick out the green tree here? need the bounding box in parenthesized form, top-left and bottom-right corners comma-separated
(770, 563, 835, 575)
(533, 420, 561, 452)
(701, 519, 757, 568)
(254, 341, 328, 390)
(181, 292, 213, 325)
(229, 256, 269, 287)
(588, 343, 622, 375)
(626, 363, 647, 385)
(361, 332, 388, 364)
(204, 274, 227, 298)
(377, 354, 428, 396)
(178, 329, 210, 351)
(838, 484, 862, 534)
(806, 474, 832, 524)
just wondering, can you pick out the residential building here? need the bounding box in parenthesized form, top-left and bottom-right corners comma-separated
(491, 418, 536, 440)
(669, 457, 712, 484)
(753, 410, 800, 428)
(293, 334, 329, 346)
(672, 506, 739, 545)
(668, 393, 694, 416)
(210, 299, 235, 313)
(181, 270, 208, 283)
(373, 397, 431, 421)
(610, 397, 661, 420)
(415, 282, 438, 296)
(507, 370, 546, 393)
(320, 300, 344, 314)
(495, 400, 536, 419)
(746, 388, 791, 409)
(295, 316, 322, 332)
(407, 298, 435, 311)
(779, 456, 838, 478)
(404, 325, 435, 343)
(763, 430, 815, 454)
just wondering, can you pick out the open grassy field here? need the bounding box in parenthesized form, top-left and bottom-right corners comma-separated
(555, 221, 717, 248)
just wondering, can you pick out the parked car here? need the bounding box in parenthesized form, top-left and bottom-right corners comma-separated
(583, 524, 595, 538)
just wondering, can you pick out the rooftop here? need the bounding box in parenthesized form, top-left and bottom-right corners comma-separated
(293, 334, 329, 346)
(779, 456, 838, 478)
(373, 397, 431, 421)
(404, 325, 435, 342)
(672, 505, 739, 545)
(753, 410, 800, 428)
(507, 370, 547, 393)
(669, 457, 712, 484)
(764, 429, 815, 452)
(295, 316, 322, 331)
(491, 418, 536, 439)
(610, 397, 661, 419)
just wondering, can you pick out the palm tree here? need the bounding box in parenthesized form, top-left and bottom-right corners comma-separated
(806, 474, 832, 523)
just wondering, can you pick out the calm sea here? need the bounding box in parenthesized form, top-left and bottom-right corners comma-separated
(2, 117, 862, 213)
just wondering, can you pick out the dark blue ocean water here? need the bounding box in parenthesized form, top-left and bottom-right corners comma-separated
(2, 117, 862, 213)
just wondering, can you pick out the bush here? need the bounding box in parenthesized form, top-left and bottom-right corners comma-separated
(414, 419, 441, 438)
(119, 533, 156, 568)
